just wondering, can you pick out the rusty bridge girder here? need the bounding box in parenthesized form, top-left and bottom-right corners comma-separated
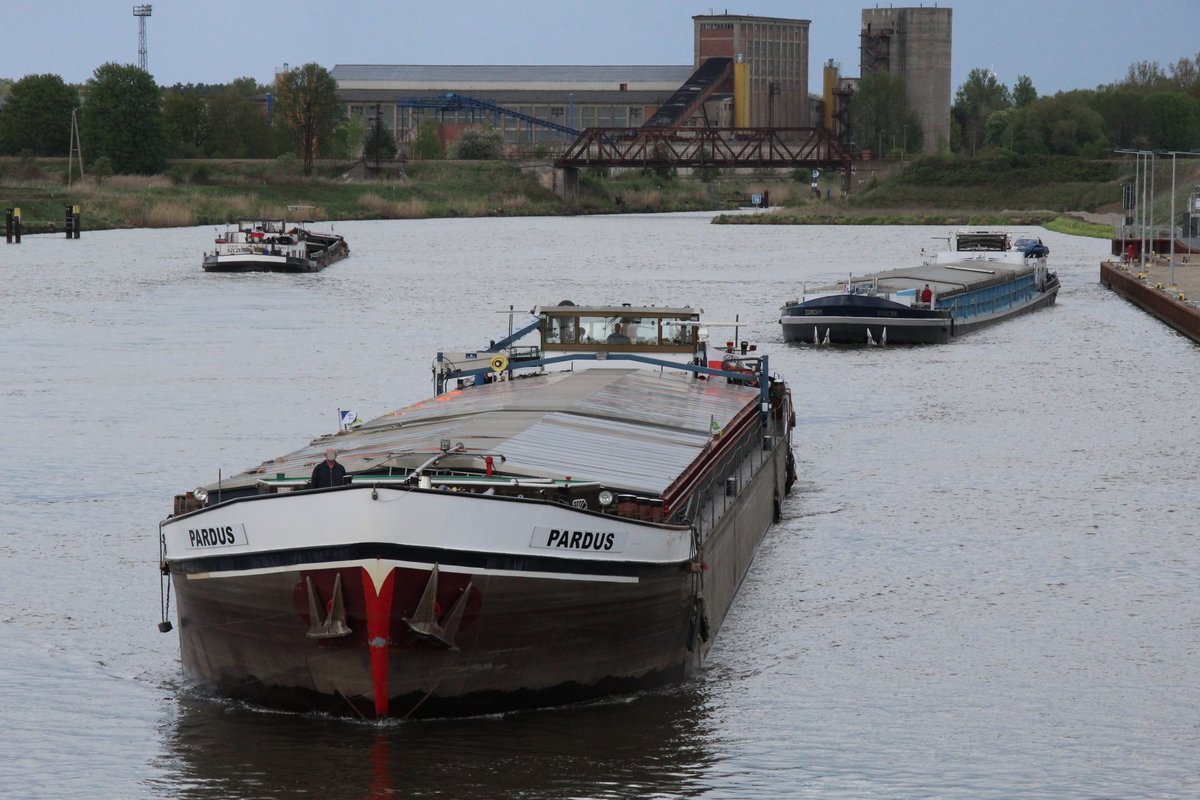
(554, 127, 855, 171)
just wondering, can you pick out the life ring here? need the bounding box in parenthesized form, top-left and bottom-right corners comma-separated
(489, 354, 508, 373)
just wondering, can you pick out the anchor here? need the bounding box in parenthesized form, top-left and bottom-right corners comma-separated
(402, 564, 472, 650)
(305, 573, 352, 638)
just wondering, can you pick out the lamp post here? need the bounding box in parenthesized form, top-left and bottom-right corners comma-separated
(1149, 152, 1155, 265)
(1140, 151, 1153, 270)
(1140, 152, 1149, 269)
(1131, 151, 1140, 260)
(1128, 149, 1137, 260)
(1133, 151, 1141, 259)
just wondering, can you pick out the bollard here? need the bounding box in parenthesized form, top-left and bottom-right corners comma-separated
(65, 204, 73, 239)
(13, 207, 20, 243)
(73, 204, 81, 239)
(5, 208, 11, 244)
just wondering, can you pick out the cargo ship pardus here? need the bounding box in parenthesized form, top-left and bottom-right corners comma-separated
(158, 303, 796, 718)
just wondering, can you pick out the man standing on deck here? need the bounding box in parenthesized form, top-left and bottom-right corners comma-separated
(310, 447, 346, 488)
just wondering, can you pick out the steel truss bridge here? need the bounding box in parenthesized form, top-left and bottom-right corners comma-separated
(390, 93, 855, 177)
(555, 127, 854, 173)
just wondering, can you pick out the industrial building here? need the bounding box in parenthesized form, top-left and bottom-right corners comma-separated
(693, 14, 810, 128)
(332, 12, 812, 155)
(332, 64, 694, 152)
(331, 10, 953, 158)
(860, 6, 953, 155)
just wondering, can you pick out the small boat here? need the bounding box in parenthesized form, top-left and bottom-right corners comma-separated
(158, 303, 796, 719)
(780, 230, 1059, 345)
(203, 219, 349, 273)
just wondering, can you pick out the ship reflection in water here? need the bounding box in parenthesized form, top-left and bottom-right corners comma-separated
(155, 687, 714, 800)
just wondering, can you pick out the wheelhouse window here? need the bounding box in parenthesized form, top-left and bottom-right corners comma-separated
(543, 316, 578, 344)
(577, 315, 614, 344)
(543, 313, 698, 349)
(659, 317, 697, 347)
(619, 317, 660, 345)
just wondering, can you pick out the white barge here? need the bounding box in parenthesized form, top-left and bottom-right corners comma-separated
(202, 219, 349, 273)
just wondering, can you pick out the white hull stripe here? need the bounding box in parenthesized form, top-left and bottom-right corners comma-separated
(186, 557, 639, 584)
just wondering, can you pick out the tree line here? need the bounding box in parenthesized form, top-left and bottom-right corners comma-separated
(846, 52, 1199, 158)
(0, 62, 350, 175)
(2, 52, 1198, 175)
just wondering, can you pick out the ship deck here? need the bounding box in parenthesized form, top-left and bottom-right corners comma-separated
(843, 259, 1039, 298)
(208, 368, 761, 497)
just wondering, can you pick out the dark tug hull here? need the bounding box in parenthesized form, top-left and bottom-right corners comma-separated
(175, 566, 691, 719)
(782, 306, 953, 344)
(169, 439, 789, 719)
(202, 254, 324, 273)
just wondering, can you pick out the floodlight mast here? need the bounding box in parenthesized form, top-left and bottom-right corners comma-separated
(133, 5, 152, 71)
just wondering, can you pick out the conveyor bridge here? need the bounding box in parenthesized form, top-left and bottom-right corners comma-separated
(394, 92, 582, 138)
(641, 57, 732, 129)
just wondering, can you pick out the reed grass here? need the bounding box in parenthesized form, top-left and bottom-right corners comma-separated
(495, 194, 529, 212)
(444, 197, 493, 217)
(104, 175, 175, 190)
(621, 190, 664, 211)
(358, 193, 429, 218)
(144, 200, 197, 228)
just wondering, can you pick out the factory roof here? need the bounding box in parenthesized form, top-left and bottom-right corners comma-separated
(333, 65, 694, 84)
(337, 88, 687, 105)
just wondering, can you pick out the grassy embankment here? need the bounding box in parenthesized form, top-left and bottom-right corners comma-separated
(2, 158, 562, 229)
(5, 153, 1179, 238)
(713, 155, 1153, 239)
(0, 157, 759, 231)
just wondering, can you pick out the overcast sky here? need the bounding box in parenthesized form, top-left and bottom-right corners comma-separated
(2, 1, 1196, 96)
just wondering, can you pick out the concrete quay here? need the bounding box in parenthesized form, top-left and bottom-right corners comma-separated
(1100, 257, 1200, 344)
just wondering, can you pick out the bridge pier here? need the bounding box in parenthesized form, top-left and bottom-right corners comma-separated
(557, 166, 579, 205)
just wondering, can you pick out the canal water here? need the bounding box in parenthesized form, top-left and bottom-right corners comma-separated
(1, 215, 1197, 799)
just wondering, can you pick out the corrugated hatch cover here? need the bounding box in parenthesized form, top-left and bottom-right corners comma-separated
(221, 369, 758, 495)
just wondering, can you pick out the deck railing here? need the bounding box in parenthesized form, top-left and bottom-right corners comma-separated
(683, 400, 789, 543)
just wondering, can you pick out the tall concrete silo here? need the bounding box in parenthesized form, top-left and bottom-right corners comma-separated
(860, 6, 952, 155)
